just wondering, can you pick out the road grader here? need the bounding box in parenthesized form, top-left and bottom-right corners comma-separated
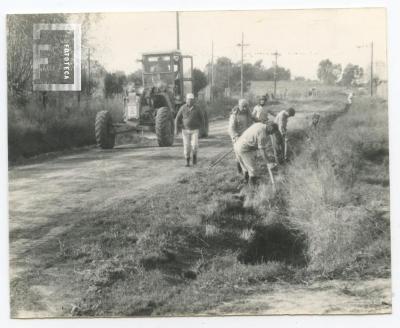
(95, 51, 209, 149)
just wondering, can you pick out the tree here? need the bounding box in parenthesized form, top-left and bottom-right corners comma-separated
(104, 72, 127, 98)
(340, 64, 363, 86)
(205, 57, 236, 97)
(81, 60, 106, 96)
(127, 69, 143, 87)
(252, 60, 291, 81)
(204, 57, 291, 97)
(7, 14, 68, 98)
(192, 68, 207, 96)
(317, 59, 342, 85)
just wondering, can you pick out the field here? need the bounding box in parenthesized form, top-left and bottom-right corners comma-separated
(9, 91, 391, 317)
(249, 80, 350, 100)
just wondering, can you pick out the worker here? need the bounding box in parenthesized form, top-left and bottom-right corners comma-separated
(311, 113, 320, 128)
(307, 113, 321, 141)
(251, 95, 275, 123)
(175, 93, 205, 167)
(275, 107, 295, 161)
(347, 91, 353, 104)
(234, 121, 279, 186)
(345, 91, 353, 110)
(228, 99, 253, 174)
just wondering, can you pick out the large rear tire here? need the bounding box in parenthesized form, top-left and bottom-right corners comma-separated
(155, 107, 174, 147)
(95, 111, 115, 149)
(199, 109, 209, 138)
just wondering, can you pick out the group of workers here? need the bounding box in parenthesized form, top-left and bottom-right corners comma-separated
(175, 93, 298, 187)
(228, 96, 295, 186)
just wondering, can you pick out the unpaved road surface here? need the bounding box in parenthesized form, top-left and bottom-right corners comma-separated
(9, 104, 391, 317)
(9, 119, 234, 317)
(205, 278, 391, 315)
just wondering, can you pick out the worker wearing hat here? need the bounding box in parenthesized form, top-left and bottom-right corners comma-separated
(228, 98, 253, 174)
(175, 93, 205, 167)
(234, 121, 279, 186)
(311, 113, 320, 128)
(251, 95, 275, 123)
(306, 113, 321, 141)
(274, 107, 295, 161)
(275, 107, 295, 135)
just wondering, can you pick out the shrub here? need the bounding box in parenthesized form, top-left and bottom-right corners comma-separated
(284, 97, 389, 275)
(8, 94, 124, 161)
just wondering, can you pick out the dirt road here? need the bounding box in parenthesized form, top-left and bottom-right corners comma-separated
(9, 121, 230, 266)
(206, 278, 391, 315)
(9, 112, 311, 276)
(9, 102, 390, 317)
(9, 118, 236, 317)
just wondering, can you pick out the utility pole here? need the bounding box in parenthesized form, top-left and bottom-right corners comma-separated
(237, 33, 249, 98)
(176, 11, 180, 50)
(357, 42, 374, 96)
(272, 50, 281, 98)
(211, 41, 214, 102)
(370, 41, 374, 96)
(227, 63, 230, 89)
(88, 48, 91, 96)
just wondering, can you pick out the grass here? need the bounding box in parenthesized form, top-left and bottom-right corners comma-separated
(284, 97, 390, 276)
(10, 161, 305, 317)
(249, 80, 349, 100)
(10, 95, 390, 316)
(8, 94, 124, 162)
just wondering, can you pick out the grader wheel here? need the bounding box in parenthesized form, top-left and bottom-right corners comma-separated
(95, 110, 115, 149)
(155, 107, 174, 147)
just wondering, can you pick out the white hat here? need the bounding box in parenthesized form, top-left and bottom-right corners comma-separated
(186, 93, 195, 100)
(238, 98, 248, 107)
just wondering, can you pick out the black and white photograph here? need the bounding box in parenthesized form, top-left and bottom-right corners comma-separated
(3, 2, 396, 322)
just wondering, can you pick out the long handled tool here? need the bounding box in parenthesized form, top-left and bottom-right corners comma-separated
(267, 163, 276, 192)
(210, 149, 233, 168)
(270, 135, 279, 164)
(284, 138, 288, 161)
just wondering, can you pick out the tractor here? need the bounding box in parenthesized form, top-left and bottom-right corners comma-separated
(95, 50, 209, 149)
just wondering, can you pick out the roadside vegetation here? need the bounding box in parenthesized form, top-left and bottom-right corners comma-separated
(8, 96, 124, 162)
(285, 96, 390, 276)
(10, 95, 390, 316)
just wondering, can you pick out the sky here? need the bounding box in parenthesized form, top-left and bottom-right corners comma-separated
(83, 8, 387, 79)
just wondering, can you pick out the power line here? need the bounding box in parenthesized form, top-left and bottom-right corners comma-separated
(211, 41, 214, 102)
(272, 50, 281, 97)
(357, 42, 374, 96)
(88, 48, 91, 96)
(236, 32, 250, 98)
(176, 12, 180, 50)
(370, 41, 374, 96)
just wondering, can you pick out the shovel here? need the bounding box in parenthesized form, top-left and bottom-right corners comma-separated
(267, 163, 276, 192)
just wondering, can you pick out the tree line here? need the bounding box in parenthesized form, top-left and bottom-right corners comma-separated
(317, 59, 365, 87)
(7, 14, 370, 102)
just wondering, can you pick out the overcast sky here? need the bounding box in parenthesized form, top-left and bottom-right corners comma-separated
(83, 8, 387, 79)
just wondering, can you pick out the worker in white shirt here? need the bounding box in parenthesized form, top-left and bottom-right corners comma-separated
(274, 107, 295, 161)
(251, 95, 275, 123)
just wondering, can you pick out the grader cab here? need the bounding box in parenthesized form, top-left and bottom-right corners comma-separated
(94, 50, 208, 149)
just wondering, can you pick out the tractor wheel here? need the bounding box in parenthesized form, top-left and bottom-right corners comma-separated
(95, 110, 115, 149)
(199, 109, 209, 138)
(155, 107, 174, 147)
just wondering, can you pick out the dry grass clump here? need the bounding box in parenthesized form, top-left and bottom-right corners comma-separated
(285, 97, 390, 275)
(8, 95, 123, 161)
